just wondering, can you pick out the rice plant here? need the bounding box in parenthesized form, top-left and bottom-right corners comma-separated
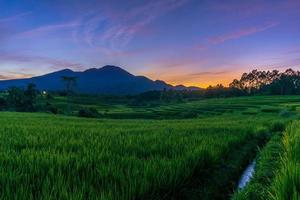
(0, 111, 273, 199)
(270, 122, 300, 200)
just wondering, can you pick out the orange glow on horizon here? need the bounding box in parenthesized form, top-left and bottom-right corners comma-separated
(167, 80, 232, 88)
(144, 70, 243, 89)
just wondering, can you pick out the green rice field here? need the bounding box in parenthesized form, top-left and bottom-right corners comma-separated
(0, 96, 300, 199)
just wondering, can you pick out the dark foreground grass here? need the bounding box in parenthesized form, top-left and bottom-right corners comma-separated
(0, 112, 279, 200)
(180, 130, 270, 200)
(232, 134, 284, 200)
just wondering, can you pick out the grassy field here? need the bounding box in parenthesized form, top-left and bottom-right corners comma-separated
(42, 95, 300, 119)
(0, 96, 299, 199)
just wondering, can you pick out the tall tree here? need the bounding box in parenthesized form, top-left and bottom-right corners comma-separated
(7, 87, 25, 111)
(61, 76, 77, 115)
(24, 83, 37, 111)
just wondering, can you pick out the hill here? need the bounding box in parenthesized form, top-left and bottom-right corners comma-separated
(0, 65, 200, 94)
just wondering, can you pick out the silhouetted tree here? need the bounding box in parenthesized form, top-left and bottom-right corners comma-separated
(61, 76, 77, 115)
(228, 68, 300, 96)
(7, 84, 37, 111)
(7, 87, 26, 111)
(24, 83, 37, 111)
(0, 97, 6, 110)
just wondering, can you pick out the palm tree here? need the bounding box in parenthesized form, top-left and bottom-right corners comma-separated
(61, 76, 77, 115)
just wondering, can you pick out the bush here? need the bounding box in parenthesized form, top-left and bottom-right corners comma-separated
(269, 121, 286, 132)
(279, 109, 294, 118)
(78, 107, 100, 118)
(0, 97, 6, 110)
(288, 105, 297, 111)
(46, 93, 54, 100)
(45, 102, 59, 114)
(179, 111, 198, 119)
(49, 105, 59, 114)
(7, 84, 37, 112)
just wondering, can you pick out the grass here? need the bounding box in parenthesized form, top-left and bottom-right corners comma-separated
(270, 122, 300, 200)
(0, 95, 299, 199)
(233, 121, 300, 200)
(0, 111, 281, 199)
(42, 95, 300, 119)
(232, 134, 284, 200)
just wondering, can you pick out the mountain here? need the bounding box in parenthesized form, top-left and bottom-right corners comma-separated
(0, 65, 201, 94)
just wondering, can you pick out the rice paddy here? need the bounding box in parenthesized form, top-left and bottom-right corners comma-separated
(0, 95, 300, 199)
(232, 108, 300, 200)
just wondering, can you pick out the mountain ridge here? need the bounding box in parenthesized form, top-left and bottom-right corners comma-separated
(0, 65, 201, 94)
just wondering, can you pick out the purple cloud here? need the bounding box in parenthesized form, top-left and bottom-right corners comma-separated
(74, 0, 190, 50)
(0, 12, 32, 42)
(209, 0, 300, 19)
(0, 12, 31, 23)
(208, 22, 280, 45)
(189, 70, 231, 76)
(0, 51, 85, 72)
(16, 21, 80, 38)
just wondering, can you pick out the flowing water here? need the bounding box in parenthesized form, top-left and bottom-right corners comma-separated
(237, 160, 256, 190)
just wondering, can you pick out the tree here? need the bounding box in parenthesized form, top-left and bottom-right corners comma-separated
(7, 87, 26, 111)
(0, 97, 6, 110)
(7, 84, 38, 112)
(228, 68, 300, 96)
(24, 83, 37, 111)
(61, 76, 77, 115)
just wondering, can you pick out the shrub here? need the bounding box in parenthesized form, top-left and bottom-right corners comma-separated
(0, 97, 6, 110)
(7, 84, 37, 112)
(46, 93, 54, 100)
(288, 105, 297, 111)
(78, 107, 100, 118)
(179, 111, 198, 119)
(279, 109, 294, 118)
(45, 102, 59, 114)
(269, 121, 286, 132)
(49, 105, 59, 114)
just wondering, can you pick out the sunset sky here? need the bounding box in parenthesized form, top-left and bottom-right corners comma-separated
(0, 0, 300, 87)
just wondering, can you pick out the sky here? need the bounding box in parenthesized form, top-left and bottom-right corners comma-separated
(0, 0, 300, 87)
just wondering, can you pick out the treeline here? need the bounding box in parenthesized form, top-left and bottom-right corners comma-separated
(133, 68, 300, 102)
(204, 68, 300, 97)
(229, 68, 300, 95)
(0, 84, 39, 112)
(1, 68, 300, 114)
